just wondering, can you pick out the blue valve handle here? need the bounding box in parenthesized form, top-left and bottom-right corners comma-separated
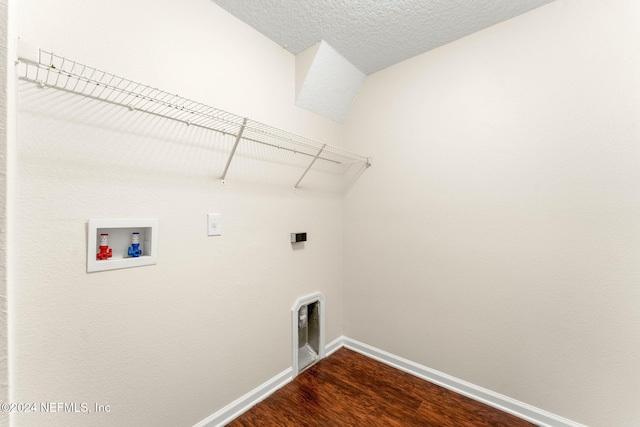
(128, 243, 142, 257)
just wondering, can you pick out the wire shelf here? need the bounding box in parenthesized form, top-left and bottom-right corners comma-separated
(17, 48, 371, 188)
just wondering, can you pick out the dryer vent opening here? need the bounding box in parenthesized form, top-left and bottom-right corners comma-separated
(292, 293, 325, 376)
(298, 302, 320, 370)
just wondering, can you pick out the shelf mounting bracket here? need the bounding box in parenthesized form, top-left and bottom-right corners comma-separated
(221, 117, 247, 183)
(294, 144, 326, 189)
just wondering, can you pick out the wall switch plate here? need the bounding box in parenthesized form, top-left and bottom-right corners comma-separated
(208, 213, 222, 236)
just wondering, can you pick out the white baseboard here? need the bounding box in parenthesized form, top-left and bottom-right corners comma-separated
(325, 335, 344, 356)
(339, 336, 586, 427)
(194, 336, 586, 427)
(192, 367, 292, 427)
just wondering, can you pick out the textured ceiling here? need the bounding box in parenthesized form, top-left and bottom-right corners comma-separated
(212, 0, 555, 75)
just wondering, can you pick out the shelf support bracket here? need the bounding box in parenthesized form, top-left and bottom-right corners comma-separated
(221, 118, 248, 182)
(294, 144, 326, 189)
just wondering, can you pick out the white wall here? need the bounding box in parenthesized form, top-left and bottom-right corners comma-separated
(15, 1, 344, 426)
(343, 1, 640, 426)
(0, 0, 11, 425)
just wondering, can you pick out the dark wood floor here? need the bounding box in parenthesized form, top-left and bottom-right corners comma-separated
(227, 348, 536, 426)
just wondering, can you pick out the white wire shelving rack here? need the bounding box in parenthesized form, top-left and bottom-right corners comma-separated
(16, 45, 371, 189)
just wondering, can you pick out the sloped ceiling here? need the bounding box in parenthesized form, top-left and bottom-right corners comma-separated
(211, 0, 556, 75)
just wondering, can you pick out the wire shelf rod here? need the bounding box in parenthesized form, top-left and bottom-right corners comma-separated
(238, 136, 342, 164)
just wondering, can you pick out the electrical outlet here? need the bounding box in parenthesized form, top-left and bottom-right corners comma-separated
(207, 213, 222, 236)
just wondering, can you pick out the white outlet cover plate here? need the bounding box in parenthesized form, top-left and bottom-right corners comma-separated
(208, 213, 222, 236)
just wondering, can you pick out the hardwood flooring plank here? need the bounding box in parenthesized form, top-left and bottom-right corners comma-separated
(226, 348, 536, 427)
(311, 352, 423, 421)
(289, 367, 409, 426)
